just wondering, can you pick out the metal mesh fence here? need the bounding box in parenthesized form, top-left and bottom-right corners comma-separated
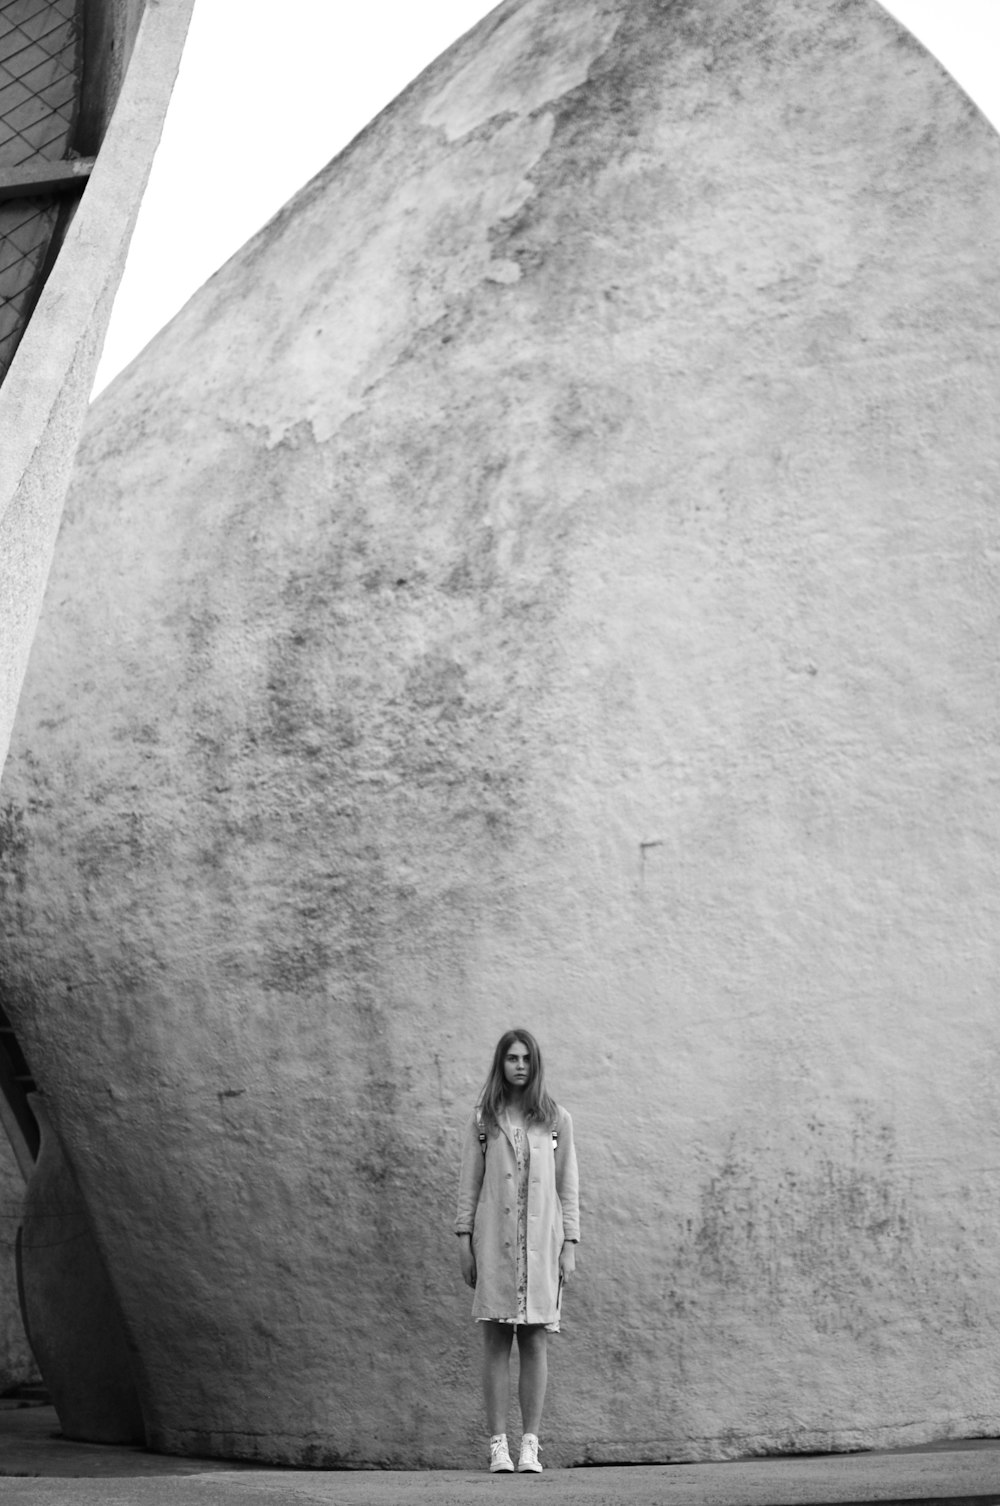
(0, 0, 82, 382)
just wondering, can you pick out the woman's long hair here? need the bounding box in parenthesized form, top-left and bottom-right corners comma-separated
(479, 1028, 557, 1135)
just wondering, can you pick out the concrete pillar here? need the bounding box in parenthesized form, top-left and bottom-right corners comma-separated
(0, 0, 195, 779)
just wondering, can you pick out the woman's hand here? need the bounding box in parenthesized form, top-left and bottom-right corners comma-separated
(559, 1241, 576, 1283)
(458, 1235, 477, 1289)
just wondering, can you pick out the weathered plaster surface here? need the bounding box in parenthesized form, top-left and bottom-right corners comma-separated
(421, 0, 622, 140)
(1, 0, 1000, 1467)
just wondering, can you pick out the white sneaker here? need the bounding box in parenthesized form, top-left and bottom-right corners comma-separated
(518, 1434, 542, 1472)
(489, 1435, 514, 1472)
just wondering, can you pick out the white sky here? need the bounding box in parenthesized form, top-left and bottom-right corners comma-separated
(92, 0, 1000, 395)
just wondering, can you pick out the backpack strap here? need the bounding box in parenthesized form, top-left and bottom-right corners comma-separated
(477, 1107, 558, 1155)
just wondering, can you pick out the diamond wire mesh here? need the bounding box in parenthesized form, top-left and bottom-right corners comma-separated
(0, 0, 82, 382)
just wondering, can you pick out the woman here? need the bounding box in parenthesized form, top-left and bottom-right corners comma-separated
(455, 1028, 580, 1473)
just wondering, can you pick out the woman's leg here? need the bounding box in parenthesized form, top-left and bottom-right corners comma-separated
(516, 1325, 548, 1435)
(482, 1321, 515, 1435)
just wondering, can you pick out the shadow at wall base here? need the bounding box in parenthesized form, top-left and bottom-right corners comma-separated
(16, 1095, 144, 1446)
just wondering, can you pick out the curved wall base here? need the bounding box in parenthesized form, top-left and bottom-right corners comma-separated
(18, 1096, 143, 1444)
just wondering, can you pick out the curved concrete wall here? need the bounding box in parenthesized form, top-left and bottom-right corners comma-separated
(2, 0, 1000, 1466)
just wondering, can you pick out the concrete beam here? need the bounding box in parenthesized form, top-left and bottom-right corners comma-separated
(0, 158, 96, 201)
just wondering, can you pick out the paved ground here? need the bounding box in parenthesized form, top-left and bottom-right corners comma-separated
(0, 1404, 998, 1505)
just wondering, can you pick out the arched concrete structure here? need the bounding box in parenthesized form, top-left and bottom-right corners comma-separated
(0, 0, 195, 780)
(1, 0, 1000, 1467)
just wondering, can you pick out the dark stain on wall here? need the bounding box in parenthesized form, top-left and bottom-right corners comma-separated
(666, 1107, 923, 1351)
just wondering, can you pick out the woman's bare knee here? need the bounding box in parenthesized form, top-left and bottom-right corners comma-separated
(516, 1324, 548, 1356)
(482, 1321, 515, 1355)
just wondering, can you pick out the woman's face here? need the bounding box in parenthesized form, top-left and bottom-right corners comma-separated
(503, 1039, 531, 1090)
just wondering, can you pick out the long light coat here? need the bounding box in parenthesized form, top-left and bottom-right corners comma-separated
(455, 1105, 580, 1326)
